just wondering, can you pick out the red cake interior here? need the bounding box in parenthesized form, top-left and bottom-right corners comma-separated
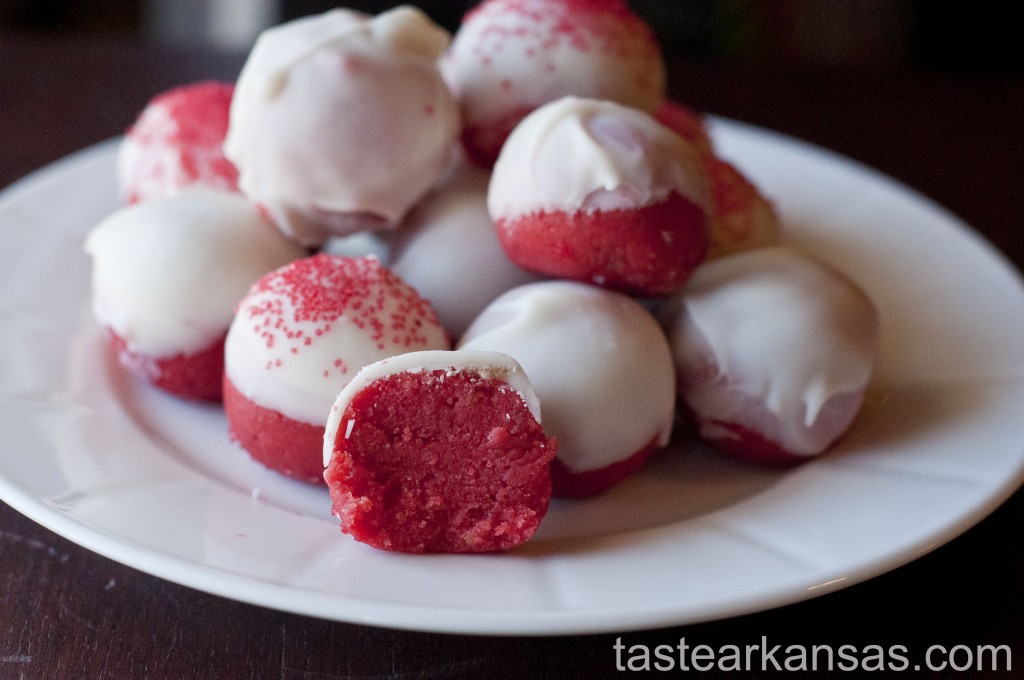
(222, 375, 327, 484)
(496, 191, 708, 296)
(325, 369, 556, 553)
(108, 330, 224, 402)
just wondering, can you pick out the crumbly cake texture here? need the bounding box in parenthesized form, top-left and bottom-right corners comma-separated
(223, 253, 450, 482)
(495, 192, 709, 296)
(445, 0, 665, 167)
(119, 81, 238, 203)
(550, 436, 659, 498)
(324, 364, 556, 553)
(108, 331, 225, 402)
(223, 375, 326, 483)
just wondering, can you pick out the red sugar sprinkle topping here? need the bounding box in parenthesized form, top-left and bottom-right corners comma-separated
(125, 81, 239, 200)
(463, 0, 659, 62)
(241, 254, 443, 375)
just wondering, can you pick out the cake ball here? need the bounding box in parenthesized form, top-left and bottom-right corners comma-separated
(443, 0, 665, 167)
(118, 81, 239, 204)
(223, 7, 461, 247)
(84, 188, 306, 401)
(459, 281, 675, 497)
(323, 349, 556, 552)
(655, 99, 714, 158)
(662, 246, 880, 466)
(388, 163, 543, 339)
(223, 254, 450, 483)
(488, 96, 712, 296)
(705, 156, 780, 259)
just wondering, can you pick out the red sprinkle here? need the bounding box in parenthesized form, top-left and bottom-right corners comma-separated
(240, 254, 445, 376)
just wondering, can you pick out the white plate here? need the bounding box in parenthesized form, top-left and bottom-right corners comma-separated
(2, 120, 1024, 636)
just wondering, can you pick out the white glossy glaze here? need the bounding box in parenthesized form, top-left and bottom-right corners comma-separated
(459, 280, 675, 472)
(388, 163, 542, 338)
(664, 246, 880, 455)
(488, 97, 710, 220)
(224, 6, 460, 246)
(84, 188, 305, 358)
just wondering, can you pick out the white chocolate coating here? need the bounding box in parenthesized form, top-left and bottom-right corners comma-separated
(323, 349, 541, 466)
(224, 255, 449, 426)
(488, 97, 711, 221)
(84, 188, 305, 358)
(388, 163, 542, 338)
(224, 6, 461, 246)
(663, 246, 880, 456)
(459, 280, 675, 473)
(442, 0, 664, 148)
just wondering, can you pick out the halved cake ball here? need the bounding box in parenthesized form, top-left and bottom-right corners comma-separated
(118, 81, 239, 204)
(323, 349, 556, 553)
(223, 254, 450, 483)
(661, 246, 880, 465)
(443, 0, 665, 167)
(459, 281, 676, 497)
(223, 7, 461, 247)
(84, 188, 306, 401)
(488, 96, 712, 297)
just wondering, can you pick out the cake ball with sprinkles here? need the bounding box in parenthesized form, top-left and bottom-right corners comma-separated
(443, 0, 665, 167)
(223, 253, 450, 483)
(118, 81, 239, 204)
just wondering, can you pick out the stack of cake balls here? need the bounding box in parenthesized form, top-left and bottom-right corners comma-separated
(85, 1, 880, 554)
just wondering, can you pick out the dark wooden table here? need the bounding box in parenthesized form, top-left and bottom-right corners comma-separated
(2, 32, 1023, 679)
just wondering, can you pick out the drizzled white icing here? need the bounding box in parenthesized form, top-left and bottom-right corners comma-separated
(223, 6, 460, 246)
(664, 246, 880, 456)
(488, 97, 710, 220)
(388, 163, 542, 338)
(84, 188, 305, 358)
(223, 255, 449, 426)
(459, 280, 675, 473)
(442, 0, 664, 137)
(323, 349, 541, 466)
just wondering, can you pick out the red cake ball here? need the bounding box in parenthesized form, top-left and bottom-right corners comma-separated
(323, 350, 556, 553)
(460, 281, 676, 497)
(655, 99, 714, 158)
(443, 0, 666, 167)
(661, 247, 880, 466)
(84, 188, 306, 401)
(223, 254, 450, 483)
(488, 96, 712, 296)
(118, 81, 239, 204)
(705, 156, 780, 259)
(653, 100, 781, 258)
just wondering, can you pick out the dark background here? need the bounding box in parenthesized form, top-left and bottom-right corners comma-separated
(2, 0, 1022, 76)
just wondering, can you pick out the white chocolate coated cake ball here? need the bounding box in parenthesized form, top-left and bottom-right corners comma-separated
(224, 7, 461, 247)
